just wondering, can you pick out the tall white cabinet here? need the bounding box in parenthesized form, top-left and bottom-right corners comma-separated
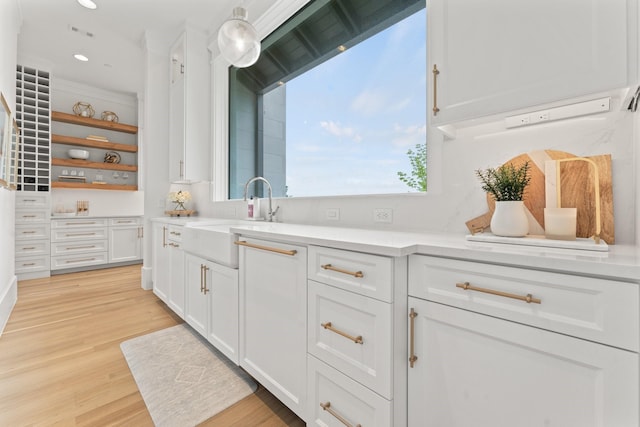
(428, 0, 637, 125)
(169, 28, 209, 182)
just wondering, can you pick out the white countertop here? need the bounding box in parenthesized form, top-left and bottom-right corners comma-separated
(229, 222, 640, 282)
(151, 217, 640, 282)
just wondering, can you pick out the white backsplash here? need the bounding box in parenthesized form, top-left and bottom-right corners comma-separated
(190, 94, 636, 245)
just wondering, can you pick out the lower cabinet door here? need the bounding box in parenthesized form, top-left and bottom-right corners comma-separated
(239, 238, 307, 419)
(307, 355, 391, 427)
(408, 298, 639, 427)
(207, 262, 239, 364)
(184, 253, 209, 336)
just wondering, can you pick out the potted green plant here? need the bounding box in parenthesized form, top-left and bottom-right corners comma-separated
(475, 161, 531, 237)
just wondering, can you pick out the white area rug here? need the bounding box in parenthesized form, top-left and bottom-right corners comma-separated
(121, 324, 257, 426)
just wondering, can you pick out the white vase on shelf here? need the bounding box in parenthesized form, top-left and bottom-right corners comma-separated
(491, 201, 529, 237)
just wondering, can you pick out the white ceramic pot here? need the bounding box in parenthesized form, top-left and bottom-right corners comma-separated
(491, 200, 529, 237)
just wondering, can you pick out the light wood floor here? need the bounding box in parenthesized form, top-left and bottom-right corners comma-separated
(0, 265, 305, 426)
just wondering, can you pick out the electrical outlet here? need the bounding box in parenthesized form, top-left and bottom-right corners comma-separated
(326, 208, 340, 220)
(374, 208, 393, 223)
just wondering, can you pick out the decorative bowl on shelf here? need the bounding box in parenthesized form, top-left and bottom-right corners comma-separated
(68, 149, 90, 159)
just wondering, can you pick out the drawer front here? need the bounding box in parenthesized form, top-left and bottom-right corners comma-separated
(109, 217, 142, 227)
(51, 240, 108, 256)
(16, 193, 49, 208)
(15, 210, 48, 223)
(51, 252, 108, 270)
(308, 280, 392, 398)
(308, 245, 393, 302)
(307, 355, 391, 427)
(16, 240, 50, 257)
(409, 255, 639, 351)
(51, 227, 108, 242)
(16, 255, 50, 273)
(167, 225, 184, 243)
(16, 223, 50, 241)
(51, 218, 108, 229)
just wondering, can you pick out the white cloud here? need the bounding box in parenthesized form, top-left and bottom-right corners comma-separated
(392, 123, 427, 148)
(320, 120, 363, 143)
(350, 90, 387, 116)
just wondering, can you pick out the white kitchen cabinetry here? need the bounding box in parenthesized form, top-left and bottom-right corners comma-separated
(15, 192, 51, 280)
(428, 0, 636, 125)
(50, 218, 108, 270)
(407, 255, 639, 426)
(207, 261, 239, 364)
(151, 222, 185, 318)
(108, 217, 143, 263)
(169, 28, 209, 182)
(306, 246, 407, 427)
(183, 252, 240, 363)
(238, 237, 307, 419)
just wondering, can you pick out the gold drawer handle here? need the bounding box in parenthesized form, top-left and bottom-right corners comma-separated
(22, 246, 36, 250)
(65, 232, 96, 237)
(65, 257, 96, 263)
(235, 240, 297, 256)
(169, 231, 181, 236)
(409, 308, 418, 368)
(320, 402, 361, 427)
(320, 264, 363, 278)
(456, 282, 541, 304)
(65, 245, 96, 250)
(321, 322, 363, 344)
(66, 222, 96, 225)
(168, 242, 180, 248)
(22, 262, 36, 267)
(22, 215, 37, 218)
(22, 231, 37, 234)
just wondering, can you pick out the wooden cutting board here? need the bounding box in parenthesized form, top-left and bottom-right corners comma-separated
(466, 150, 614, 244)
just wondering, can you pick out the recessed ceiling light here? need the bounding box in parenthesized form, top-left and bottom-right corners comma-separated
(77, 0, 97, 10)
(74, 54, 89, 62)
(337, 45, 347, 52)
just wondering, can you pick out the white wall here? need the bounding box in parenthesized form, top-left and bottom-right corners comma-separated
(0, 0, 20, 335)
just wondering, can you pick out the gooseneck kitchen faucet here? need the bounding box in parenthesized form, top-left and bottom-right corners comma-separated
(243, 176, 279, 222)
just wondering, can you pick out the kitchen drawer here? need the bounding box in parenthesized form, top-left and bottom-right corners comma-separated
(15, 210, 49, 223)
(51, 251, 108, 270)
(308, 245, 393, 302)
(307, 355, 391, 427)
(409, 255, 639, 352)
(51, 218, 108, 229)
(167, 225, 184, 242)
(16, 223, 50, 241)
(16, 255, 51, 274)
(51, 227, 108, 243)
(308, 280, 392, 398)
(51, 240, 108, 256)
(16, 193, 49, 208)
(109, 217, 142, 227)
(16, 240, 50, 257)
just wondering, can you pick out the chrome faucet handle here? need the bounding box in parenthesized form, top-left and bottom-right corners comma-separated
(269, 206, 280, 222)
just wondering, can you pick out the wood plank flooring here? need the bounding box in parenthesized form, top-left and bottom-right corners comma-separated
(0, 265, 305, 426)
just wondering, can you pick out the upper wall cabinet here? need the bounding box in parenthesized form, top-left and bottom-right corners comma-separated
(428, 0, 637, 126)
(169, 28, 210, 183)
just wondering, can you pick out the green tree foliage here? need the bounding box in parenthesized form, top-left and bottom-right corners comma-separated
(397, 143, 427, 192)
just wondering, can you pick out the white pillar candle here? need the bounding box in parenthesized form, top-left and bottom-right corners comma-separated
(544, 208, 577, 240)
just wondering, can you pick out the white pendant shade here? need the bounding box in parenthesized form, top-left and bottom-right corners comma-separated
(218, 7, 261, 68)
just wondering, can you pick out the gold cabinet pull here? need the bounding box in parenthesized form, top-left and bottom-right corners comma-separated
(320, 402, 361, 427)
(200, 264, 204, 292)
(22, 246, 36, 250)
(409, 308, 418, 368)
(320, 263, 363, 278)
(162, 226, 167, 248)
(65, 245, 96, 250)
(432, 64, 440, 115)
(203, 265, 210, 295)
(168, 242, 180, 248)
(321, 322, 363, 344)
(21, 215, 36, 218)
(170, 231, 181, 236)
(66, 221, 96, 225)
(22, 262, 36, 267)
(65, 232, 96, 237)
(235, 240, 297, 256)
(456, 282, 541, 304)
(65, 257, 96, 263)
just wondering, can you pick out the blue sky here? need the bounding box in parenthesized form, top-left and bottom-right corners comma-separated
(285, 8, 427, 197)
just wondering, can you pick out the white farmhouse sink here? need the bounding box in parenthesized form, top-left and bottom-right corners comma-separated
(182, 221, 246, 268)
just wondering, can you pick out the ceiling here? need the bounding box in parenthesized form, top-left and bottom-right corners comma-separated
(16, 0, 242, 95)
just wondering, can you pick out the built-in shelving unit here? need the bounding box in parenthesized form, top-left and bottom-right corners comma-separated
(16, 65, 51, 192)
(51, 110, 139, 191)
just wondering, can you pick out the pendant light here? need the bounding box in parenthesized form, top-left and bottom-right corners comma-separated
(217, 7, 261, 68)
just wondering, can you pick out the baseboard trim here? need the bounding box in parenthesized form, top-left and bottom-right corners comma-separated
(0, 275, 18, 336)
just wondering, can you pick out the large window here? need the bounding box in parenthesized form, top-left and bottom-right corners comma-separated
(229, 0, 426, 199)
